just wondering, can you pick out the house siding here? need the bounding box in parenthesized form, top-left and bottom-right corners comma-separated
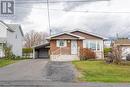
(50, 40, 71, 55)
(0, 22, 7, 38)
(7, 27, 23, 56)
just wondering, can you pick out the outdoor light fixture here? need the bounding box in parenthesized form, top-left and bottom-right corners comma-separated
(67, 40, 71, 43)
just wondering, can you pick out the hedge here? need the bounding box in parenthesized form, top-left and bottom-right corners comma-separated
(104, 48, 112, 57)
(22, 48, 33, 53)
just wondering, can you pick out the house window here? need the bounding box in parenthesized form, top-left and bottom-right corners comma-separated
(83, 40, 89, 48)
(83, 40, 100, 51)
(97, 42, 100, 50)
(57, 40, 67, 47)
(90, 41, 96, 50)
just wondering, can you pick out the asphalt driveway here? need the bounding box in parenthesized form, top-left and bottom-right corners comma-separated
(0, 60, 130, 87)
(43, 61, 76, 82)
(0, 59, 48, 81)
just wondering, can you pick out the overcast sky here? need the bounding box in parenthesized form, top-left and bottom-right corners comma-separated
(1, 0, 130, 37)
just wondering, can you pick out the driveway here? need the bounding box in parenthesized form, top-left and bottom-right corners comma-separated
(0, 60, 130, 87)
(0, 59, 48, 81)
(43, 61, 76, 82)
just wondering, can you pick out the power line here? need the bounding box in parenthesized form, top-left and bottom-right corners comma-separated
(16, 6, 130, 13)
(13, 0, 110, 4)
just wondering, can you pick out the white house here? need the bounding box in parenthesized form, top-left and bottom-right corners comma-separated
(0, 21, 24, 57)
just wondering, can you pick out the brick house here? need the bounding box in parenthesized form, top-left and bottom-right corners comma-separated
(33, 29, 104, 61)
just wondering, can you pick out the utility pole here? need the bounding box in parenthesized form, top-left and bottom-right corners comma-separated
(47, 0, 51, 35)
(116, 33, 119, 40)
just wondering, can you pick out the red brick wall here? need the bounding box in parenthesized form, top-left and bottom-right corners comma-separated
(50, 39, 83, 55)
(50, 40, 71, 55)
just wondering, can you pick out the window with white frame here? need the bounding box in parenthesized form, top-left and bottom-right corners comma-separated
(90, 41, 96, 50)
(57, 40, 67, 47)
(97, 42, 100, 50)
(83, 40, 101, 51)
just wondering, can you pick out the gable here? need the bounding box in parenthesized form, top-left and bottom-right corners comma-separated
(7, 24, 24, 37)
(51, 34, 79, 39)
(71, 31, 103, 40)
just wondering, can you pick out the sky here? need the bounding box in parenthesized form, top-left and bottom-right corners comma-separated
(1, 0, 130, 38)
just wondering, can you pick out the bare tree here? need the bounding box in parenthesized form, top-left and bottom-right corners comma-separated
(24, 30, 48, 48)
(112, 45, 122, 64)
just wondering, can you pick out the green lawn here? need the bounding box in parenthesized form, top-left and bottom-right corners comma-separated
(72, 61, 130, 82)
(0, 59, 18, 67)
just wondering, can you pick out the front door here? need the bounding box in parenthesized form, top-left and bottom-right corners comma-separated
(71, 40, 78, 55)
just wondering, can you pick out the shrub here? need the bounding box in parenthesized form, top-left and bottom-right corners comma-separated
(79, 48, 96, 60)
(104, 48, 112, 57)
(22, 48, 33, 53)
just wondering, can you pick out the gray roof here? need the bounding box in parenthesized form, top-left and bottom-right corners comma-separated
(0, 20, 14, 32)
(33, 43, 50, 49)
(114, 39, 130, 45)
(7, 24, 24, 36)
(0, 20, 24, 36)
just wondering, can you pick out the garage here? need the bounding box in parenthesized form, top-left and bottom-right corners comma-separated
(33, 43, 50, 59)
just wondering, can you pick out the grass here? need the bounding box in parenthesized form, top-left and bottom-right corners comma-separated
(72, 61, 130, 83)
(0, 59, 18, 67)
(0, 58, 29, 68)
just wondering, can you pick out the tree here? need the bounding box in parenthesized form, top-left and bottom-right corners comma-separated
(24, 30, 48, 48)
(3, 43, 13, 59)
(106, 45, 122, 64)
(112, 45, 122, 64)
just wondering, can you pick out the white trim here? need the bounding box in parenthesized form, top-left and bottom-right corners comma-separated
(71, 40, 78, 55)
(56, 40, 67, 47)
(46, 32, 85, 40)
(83, 39, 103, 51)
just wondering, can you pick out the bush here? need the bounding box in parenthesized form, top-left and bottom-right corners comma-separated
(22, 48, 33, 53)
(104, 48, 112, 57)
(79, 48, 96, 60)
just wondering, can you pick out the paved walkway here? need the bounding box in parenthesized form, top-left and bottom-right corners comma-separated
(0, 59, 48, 81)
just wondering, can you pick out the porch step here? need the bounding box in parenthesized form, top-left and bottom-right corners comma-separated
(50, 55, 79, 61)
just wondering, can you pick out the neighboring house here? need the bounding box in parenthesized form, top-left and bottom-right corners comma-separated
(0, 21, 24, 57)
(104, 39, 112, 48)
(112, 38, 130, 60)
(33, 29, 104, 61)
